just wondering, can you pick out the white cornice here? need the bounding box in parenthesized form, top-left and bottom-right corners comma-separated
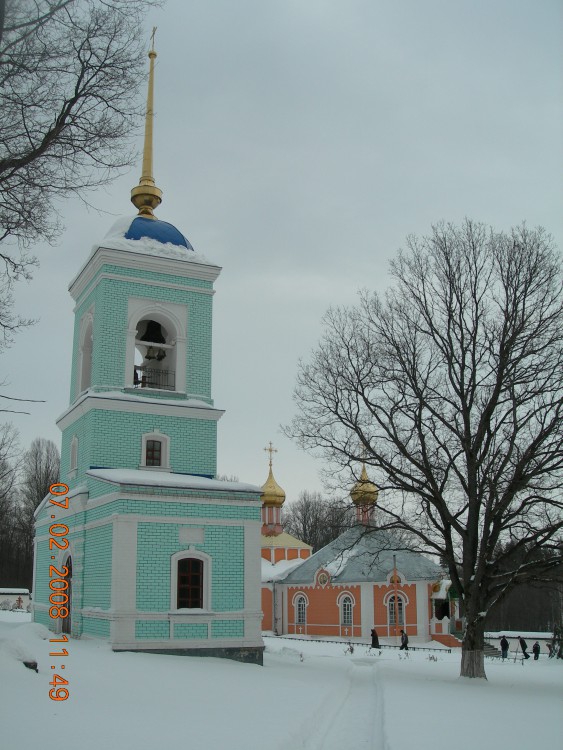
(72, 273, 214, 312)
(69, 245, 222, 303)
(56, 391, 224, 431)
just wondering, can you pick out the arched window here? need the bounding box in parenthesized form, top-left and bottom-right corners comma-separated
(177, 558, 204, 609)
(295, 595, 307, 625)
(341, 595, 353, 626)
(170, 550, 211, 611)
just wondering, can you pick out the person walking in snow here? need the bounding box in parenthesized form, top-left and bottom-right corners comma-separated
(371, 628, 380, 649)
(399, 630, 409, 650)
(500, 635, 509, 660)
(518, 636, 530, 659)
(532, 642, 540, 660)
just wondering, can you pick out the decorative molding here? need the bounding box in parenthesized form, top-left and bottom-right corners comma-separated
(69, 246, 221, 303)
(57, 391, 224, 432)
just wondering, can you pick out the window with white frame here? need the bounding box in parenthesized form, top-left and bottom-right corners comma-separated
(177, 557, 204, 608)
(340, 595, 353, 626)
(170, 550, 210, 611)
(387, 595, 405, 627)
(295, 595, 307, 625)
(140, 432, 170, 470)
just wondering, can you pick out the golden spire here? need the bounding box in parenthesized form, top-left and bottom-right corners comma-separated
(261, 442, 286, 507)
(131, 28, 163, 218)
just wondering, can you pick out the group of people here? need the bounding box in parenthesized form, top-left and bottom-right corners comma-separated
(499, 635, 542, 660)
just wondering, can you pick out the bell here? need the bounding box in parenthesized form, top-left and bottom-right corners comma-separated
(140, 320, 166, 344)
(156, 348, 166, 361)
(145, 346, 156, 360)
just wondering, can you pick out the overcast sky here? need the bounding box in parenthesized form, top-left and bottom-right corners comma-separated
(8, 0, 563, 504)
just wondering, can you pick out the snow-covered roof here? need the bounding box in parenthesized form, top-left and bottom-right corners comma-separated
(0, 589, 29, 595)
(87, 468, 262, 495)
(261, 558, 305, 583)
(282, 525, 442, 584)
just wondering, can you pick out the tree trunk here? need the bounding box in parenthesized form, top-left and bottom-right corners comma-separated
(460, 616, 487, 679)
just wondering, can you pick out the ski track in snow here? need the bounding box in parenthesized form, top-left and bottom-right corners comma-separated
(302, 657, 381, 750)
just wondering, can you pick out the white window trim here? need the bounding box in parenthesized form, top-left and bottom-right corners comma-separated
(383, 591, 408, 627)
(170, 549, 212, 613)
(292, 592, 309, 625)
(140, 431, 171, 471)
(337, 592, 355, 626)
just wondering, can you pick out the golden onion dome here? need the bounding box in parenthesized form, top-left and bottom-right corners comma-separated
(261, 466, 286, 507)
(350, 464, 379, 506)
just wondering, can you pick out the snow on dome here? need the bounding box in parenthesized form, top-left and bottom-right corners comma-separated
(95, 215, 213, 265)
(124, 216, 192, 248)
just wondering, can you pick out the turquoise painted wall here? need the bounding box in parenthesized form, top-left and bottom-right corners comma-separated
(136, 522, 245, 613)
(71, 270, 214, 402)
(60, 408, 218, 492)
(82, 617, 111, 638)
(82, 524, 112, 609)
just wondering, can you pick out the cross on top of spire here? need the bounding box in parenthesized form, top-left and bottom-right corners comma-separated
(264, 441, 278, 468)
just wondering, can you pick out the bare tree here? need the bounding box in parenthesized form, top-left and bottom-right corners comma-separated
(287, 220, 563, 679)
(0, 0, 160, 340)
(14, 437, 60, 586)
(0, 423, 20, 583)
(283, 491, 354, 552)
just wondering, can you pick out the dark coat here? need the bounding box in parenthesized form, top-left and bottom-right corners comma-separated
(371, 629, 380, 649)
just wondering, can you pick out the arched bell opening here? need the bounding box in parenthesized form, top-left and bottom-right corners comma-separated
(133, 317, 177, 391)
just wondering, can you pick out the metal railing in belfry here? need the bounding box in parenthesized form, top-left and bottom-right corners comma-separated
(134, 367, 175, 391)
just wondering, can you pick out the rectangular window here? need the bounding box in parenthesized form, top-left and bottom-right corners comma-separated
(177, 558, 203, 608)
(296, 597, 306, 625)
(145, 440, 162, 467)
(341, 598, 353, 626)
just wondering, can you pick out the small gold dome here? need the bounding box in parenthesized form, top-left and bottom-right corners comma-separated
(261, 466, 286, 507)
(350, 464, 378, 506)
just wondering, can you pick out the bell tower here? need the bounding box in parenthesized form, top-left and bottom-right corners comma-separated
(34, 37, 264, 664)
(58, 34, 223, 488)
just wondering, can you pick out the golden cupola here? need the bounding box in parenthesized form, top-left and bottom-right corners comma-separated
(350, 464, 378, 524)
(261, 442, 285, 536)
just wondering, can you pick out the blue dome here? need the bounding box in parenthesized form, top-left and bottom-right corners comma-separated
(124, 216, 193, 250)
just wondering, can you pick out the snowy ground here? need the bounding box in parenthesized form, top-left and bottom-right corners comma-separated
(1, 613, 561, 750)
